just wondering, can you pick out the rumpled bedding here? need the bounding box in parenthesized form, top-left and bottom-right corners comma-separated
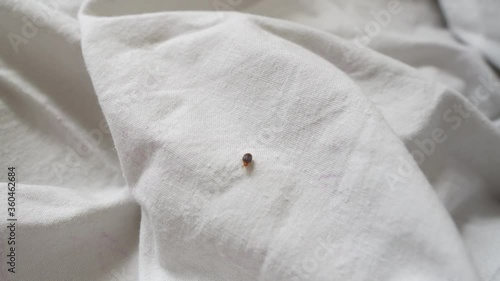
(1, 0, 500, 281)
(439, 0, 500, 69)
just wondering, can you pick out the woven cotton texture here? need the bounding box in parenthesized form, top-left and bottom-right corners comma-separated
(1, 0, 500, 281)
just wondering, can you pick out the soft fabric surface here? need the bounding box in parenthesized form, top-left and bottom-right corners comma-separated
(1, 0, 500, 281)
(439, 0, 500, 69)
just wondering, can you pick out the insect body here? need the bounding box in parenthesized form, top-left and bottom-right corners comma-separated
(242, 153, 253, 167)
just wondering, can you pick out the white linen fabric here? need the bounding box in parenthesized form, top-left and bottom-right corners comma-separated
(438, 0, 500, 70)
(1, 0, 500, 281)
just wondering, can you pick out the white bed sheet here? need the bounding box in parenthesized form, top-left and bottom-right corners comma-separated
(1, 0, 500, 280)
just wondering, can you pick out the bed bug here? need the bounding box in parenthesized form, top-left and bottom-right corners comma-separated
(242, 153, 253, 167)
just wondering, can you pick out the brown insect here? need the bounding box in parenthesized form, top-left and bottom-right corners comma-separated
(242, 153, 253, 167)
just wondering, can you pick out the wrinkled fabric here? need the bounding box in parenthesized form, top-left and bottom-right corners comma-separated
(1, 0, 500, 281)
(439, 0, 500, 69)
